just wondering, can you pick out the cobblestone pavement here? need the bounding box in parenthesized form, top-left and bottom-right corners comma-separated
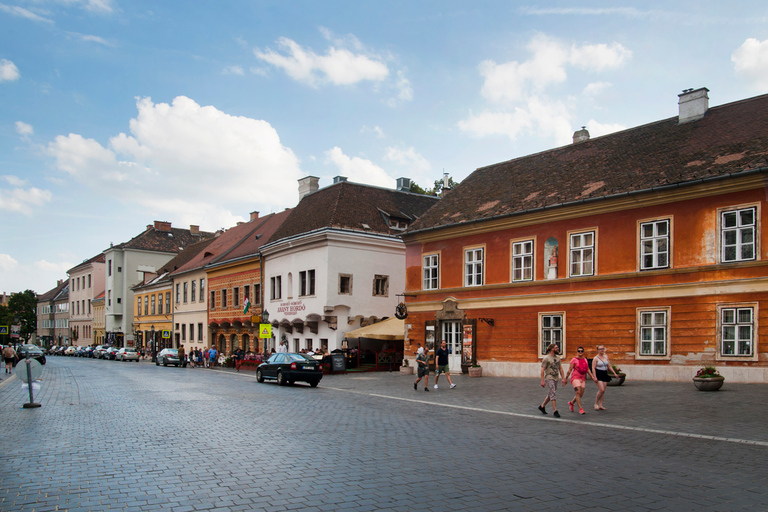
(1, 357, 767, 511)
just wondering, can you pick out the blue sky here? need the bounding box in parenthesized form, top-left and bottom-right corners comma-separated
(2, 1, 768, 295)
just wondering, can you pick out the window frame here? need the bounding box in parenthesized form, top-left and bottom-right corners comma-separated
(338, 274, 353, 295)
(716, 302, 758, 361)
(638, 217, 672, 271)
(373, 275, 389, 297)
(718, 204, 759, 264)
(510, 237, 536, 282)
(270, 276, 282, 301)
(635, 307, 671, 360)
(422, 252, 440, 290)
(568, 228, 597, 277)
(299, 270, 316, 297)
(538, 312, 565, 358)
(464, 245, 485, 287)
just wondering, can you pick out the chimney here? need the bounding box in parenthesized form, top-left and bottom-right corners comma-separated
(396, 177, 411, 192)
(333, 175, 348, 184)
(57, 279, 63, 285)
(153, 220, 172, 232)
(678, 87, 709, 124)
(298, 176, 320, 200)
(250, 211, 260, 222)
(573, 126, 590, 144)
(189, 225, 199, 235)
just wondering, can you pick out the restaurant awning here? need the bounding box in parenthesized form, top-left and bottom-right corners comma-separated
(344, 317, 405, 340)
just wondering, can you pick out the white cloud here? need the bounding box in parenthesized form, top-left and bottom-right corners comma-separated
(383, 147, 431, 175)
(0, 254, 18, 272)
(0, 177, 53, 214)
(47, 96, 303, 227)
(0, 58, 20, 82)
(254, 35, 389, 87)
(15, 121, 33, 136)
(583, 81, 612, 96)
(35, 259, 75, 273)
(361, 125, 385, 138)
(395, 70, 413, 101)
(82, 0, 115, 14)
(585, 119, 626, 138)
(68, 32, 113, 46)
(570, 42, 632, 72)
(732, 38, 768, 91)
(0, 4, 54, 23)
(324, 147, 392, 188)
(223, 65, 245, 75)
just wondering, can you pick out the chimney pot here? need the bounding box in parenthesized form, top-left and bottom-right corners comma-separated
(573, 126, 590, 144)
(189, 225, 199, 235)
(250, 211, 260, 222)
(678, 87, 709, 124)
(153, 221, 172, 232)
(333, 175, 348, 184)
(396, 177, 411, 191)
(298, 176, 320, 200)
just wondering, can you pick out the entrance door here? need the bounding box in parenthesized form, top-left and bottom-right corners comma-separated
(441, 321, 462, 372)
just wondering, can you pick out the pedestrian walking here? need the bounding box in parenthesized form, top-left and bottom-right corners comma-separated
(208, 346, 217, 368)
(563, 346, 593, 415)
(204, 348, 210, 368)
(234, 347, 244, 371)
(189, 348, 196, 368)
(591, 345, 620, 410)
(196, 349, 203, 368)
(433, 340, 456, 389)
(178, 345, 186, 368)
(538, 343, 564, 417)
(3, 344, 16, 374)
(413, 346, 430, 392)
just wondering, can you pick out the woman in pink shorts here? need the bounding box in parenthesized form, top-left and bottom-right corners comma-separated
(562, 346, 593, 415)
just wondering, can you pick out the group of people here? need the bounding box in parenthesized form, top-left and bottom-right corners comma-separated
(539, 343, 620, 417)
(413, 340, 457, 391)
(177, 345, 220, 368)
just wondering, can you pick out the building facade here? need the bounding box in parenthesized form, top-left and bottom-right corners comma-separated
(402, 88, 768, 382)
(36, 280, 68, 347)
(67, 253, 105, 346)
(92, 292, 105, 345)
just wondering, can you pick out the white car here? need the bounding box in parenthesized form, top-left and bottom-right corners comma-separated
(116, 348, 140, 362)
(64, 346, 77, 356)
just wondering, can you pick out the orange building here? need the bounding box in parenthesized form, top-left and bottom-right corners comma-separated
(402, 88, 768, 382)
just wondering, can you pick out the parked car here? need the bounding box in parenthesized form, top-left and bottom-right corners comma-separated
(116, 348, 140, 362)
(16, 344, 47, 365)
(156, 348, 180, 367)
(47, 346, 60, 355)
(81, 346, 94, 357)
(256, 352, 322, 387)
(104, 347, 120, 360)
(64, 346, 77, 356)
(93, 345, 110, 359)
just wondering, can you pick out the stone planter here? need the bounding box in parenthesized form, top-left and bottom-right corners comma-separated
(606, 373, 626, 387)
(399, 366, 414, 375)
(468, 366, 482, 378)
(693, 376, 724, 391)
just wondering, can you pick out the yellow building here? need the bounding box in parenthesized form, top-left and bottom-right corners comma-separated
(132, 276, 173, 352)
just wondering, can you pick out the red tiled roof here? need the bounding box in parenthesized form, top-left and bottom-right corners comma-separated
(113, 224, 214, 254)
(408, 93, 768, 233)
(266, 181, 439, 243)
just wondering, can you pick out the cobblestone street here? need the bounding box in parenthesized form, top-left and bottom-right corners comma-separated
(1, 357, 767, 511)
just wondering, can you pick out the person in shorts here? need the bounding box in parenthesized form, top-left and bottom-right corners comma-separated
(413, 347, 430, 392)
(538, 343, 564, 418)
(433, 340, 456, 389)
(563, 346, 593, 415)
(3, 344, 16, 374)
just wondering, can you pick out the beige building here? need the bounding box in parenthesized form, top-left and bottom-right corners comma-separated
(67, 253, 105, 346)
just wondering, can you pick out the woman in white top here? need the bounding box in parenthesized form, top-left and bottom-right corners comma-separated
(591, 345, 620, 411)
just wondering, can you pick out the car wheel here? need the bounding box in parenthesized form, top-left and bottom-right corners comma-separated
(276, 371, 287, 386)
(309, 380, 319, 388)
(256, 369, 264, 383)
(155, 360, 159, 366)
(163, 360, 168, 367)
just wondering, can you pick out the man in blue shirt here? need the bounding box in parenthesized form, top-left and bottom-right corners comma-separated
(434, 340, 456, 389)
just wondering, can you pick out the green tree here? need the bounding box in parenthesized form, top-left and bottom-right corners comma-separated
(8, 290, 38, 342)
(410, 175, 460, 196)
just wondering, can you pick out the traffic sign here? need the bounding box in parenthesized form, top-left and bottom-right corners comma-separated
(0, 326, 7, 335)
(259, 323, 272, 339)
(162, 330, 171, 339)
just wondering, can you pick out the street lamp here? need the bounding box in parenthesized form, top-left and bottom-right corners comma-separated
(150, 325, 156, 362)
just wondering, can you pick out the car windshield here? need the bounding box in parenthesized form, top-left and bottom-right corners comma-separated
(125, 349, 136, 353)
(165, 349, 178, 355)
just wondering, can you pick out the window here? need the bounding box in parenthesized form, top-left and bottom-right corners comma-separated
(300, 270, 316, 296)
(197, 323, 203, 341)
(144, 297, 148, 316)
(423, 254, 439, 290)
(200, 278, 205, 302)
(108, 260, 112, 276)
(165, 292, 171, 313)
(720, 306, 755, 357)
(222, 289, 228, 308)
(638, 309, 669, 357)
(151, 295, 156, 315)
(117, 266, 121, 273)
(88, 274, 91, 288)
(108, 290, 111, 306)
(640, 220, 670, 270)
(271, 276, 282, 300)
(189, 323, 194, 342)
(244, 285, 250, 303)
(570, 231, 595, 277)
(183, 282, 188, 303)
(512, 240, 534, 282)
(181, 324, 186, 342)
(254, 283, 261, 305)
(540, 313, 564, 355)
(191, 281, 196, 302)
(176, 283, 180, 304)
(234, 287, 240, 307)
(721, 207, 756, 262)
(465, 247, 484, 286)
(339, 274, 352, 295)
(373, 275, 389, 297)
(210, 290, 216, 310)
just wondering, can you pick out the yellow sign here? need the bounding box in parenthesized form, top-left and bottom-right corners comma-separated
(251, 315, 261, 323)
(259, 323, 272, 339)
(162, 330, 171, 339)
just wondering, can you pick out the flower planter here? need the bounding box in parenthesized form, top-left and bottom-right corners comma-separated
(400, 366, 414, 375)
(693, 376, 724, 391)
(468, 366, 482, 378)
(606, 373, 626, 387)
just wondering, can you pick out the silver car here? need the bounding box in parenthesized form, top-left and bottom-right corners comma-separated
(155, 348, 180, 367)
(116, 348, 140, 362)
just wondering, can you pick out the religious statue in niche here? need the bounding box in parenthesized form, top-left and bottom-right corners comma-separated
(544, 237, 559, 280)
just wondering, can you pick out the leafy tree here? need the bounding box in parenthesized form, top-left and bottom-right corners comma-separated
(410, 175, 460, 196)
(409, 181, 429, 195)
(7, 290, 38, 342)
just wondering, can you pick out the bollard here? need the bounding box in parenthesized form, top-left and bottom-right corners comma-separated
(22, 354, 41, 409)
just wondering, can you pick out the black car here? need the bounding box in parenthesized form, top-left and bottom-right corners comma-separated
(256, 353, 322, 387)
(16, 344, 47, 365)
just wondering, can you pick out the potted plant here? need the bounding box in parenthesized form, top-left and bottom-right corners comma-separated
(468, 364, 482, 377)
(693, 366, 725, 391)
(606, 366, 626, 387)
(400, 358, 414, 375)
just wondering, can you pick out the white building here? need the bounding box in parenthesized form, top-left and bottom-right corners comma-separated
(259, 176, 439, 353)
